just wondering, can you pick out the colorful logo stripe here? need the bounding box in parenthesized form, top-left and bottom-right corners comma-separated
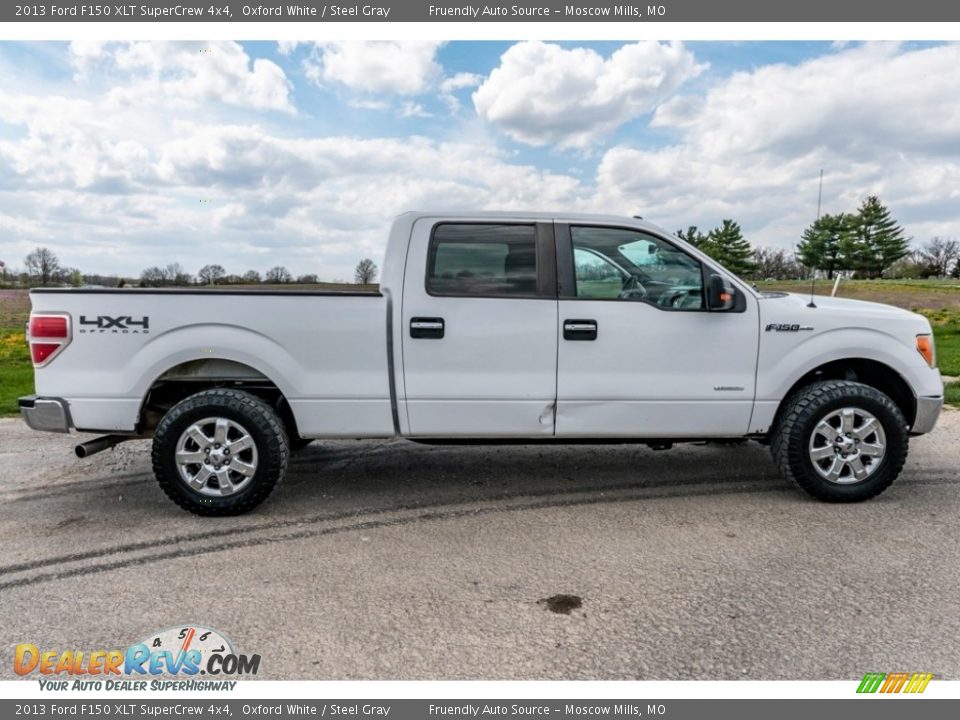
(857, 672, 933, 694)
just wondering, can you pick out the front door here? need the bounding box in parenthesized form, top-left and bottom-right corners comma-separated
(401, 219, 559, 437)
(554, 223, 759, 437)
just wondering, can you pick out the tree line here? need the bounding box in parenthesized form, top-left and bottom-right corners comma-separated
(677, 195, 958, 280)
(0, 253, 380, 288)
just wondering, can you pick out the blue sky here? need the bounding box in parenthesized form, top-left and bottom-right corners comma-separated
(0, 40, 957, 280)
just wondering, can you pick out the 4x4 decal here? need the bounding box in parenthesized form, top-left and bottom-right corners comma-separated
(79, 315, 150, 334)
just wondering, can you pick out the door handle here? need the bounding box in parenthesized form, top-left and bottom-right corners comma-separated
(563, 319, 597, 341)
(410, 317, 445, 339)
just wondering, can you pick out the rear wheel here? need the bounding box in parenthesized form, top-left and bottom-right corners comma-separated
(771, 380, 908, 502)
(152, 388, 289, 515)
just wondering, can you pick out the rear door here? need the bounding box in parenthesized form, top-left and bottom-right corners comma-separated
(400, 219, 559, 437)
(554, 222, 759, 437)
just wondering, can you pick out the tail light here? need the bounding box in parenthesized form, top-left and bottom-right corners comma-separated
(27, 313, 71, 367)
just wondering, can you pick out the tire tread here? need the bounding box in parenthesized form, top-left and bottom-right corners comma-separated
(151, 388, 288, 516)
(771, 380, 907, 502)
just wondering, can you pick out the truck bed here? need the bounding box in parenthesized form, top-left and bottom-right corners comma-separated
(29, 288, 395, 437)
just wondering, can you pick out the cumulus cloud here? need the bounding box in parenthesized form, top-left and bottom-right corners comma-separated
(597, 42, 960, 247)
(304, 41, 443, 95)
(3, 40, 960, 280)
(473, 41, 706, 148)
(69, 40, 294, 113)
(439, 72, 483, 112)
(0, 76, 589, 277)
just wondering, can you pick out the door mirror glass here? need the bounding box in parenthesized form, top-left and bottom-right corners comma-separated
(706, 274, 737, 311)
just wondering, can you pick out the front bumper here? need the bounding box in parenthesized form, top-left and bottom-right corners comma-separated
(19, 395, 72, 433)
(911, 395, 943, 435)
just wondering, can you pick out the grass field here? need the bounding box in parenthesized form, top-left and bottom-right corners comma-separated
(0, 289, 32, 415)
(1, 281, 957, 417)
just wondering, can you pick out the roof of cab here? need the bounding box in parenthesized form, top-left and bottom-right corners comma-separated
(397, 210, 671, 236)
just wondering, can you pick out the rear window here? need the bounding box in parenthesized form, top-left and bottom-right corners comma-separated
(427, 224, 538, 297)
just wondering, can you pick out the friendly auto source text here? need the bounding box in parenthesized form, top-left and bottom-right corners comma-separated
(428, 5, 663, 17)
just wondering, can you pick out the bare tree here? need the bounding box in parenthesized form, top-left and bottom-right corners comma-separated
(25, 247, 61, 285)
(753, 247, 805, 280)
(165, 262, 192, 286)
(140, 266, 166, 287)
(242, 270, 262, 284)
(197, 264, 226, 285)
(265, 266, 292, 283)
(354, 258, 378, 285)
(920, 237, 960, 278)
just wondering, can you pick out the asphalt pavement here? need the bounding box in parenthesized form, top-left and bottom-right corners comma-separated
(1, 409, 958, 680)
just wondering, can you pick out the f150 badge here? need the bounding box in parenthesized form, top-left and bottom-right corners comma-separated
(79, 315, 150, 334)
(765, 323, 813, 332)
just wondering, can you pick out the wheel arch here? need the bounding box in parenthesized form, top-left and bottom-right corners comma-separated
(770, 358, 916, 435)
(137, 357, 301, 441)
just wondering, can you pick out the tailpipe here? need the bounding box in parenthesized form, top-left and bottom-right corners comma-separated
(75, 435, 131, 459)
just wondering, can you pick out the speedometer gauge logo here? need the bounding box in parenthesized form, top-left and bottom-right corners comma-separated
(138, 624, 235, 674)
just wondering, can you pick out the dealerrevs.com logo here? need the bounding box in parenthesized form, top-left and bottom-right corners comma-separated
(15, 625, 260, 691)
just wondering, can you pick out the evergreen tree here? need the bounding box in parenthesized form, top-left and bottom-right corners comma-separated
(676, 225, 709, 249)
(796, 213, 849, 278)
(704, 219, 757, 276)
(840, 196, 910, 278)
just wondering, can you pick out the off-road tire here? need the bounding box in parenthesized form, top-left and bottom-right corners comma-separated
(771, 380, 908, 502)
(152, 389, 289, 515)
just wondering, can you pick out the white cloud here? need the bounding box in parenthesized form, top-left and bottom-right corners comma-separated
(439, 72, 483, 111)
(347, 98, 389, 111)
(399, 102, 432, 118)
(0, 80, 589, 277)
(4, 41, 960, 281)
(597, 42, 960, 248)
(473, 41, 706, 148)
(69, 41, 294, 113)
(305, 41, 443, 96)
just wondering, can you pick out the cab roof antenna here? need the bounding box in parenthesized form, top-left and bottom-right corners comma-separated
(808, 169, 824, 309)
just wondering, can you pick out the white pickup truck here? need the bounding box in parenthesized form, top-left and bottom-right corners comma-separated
(20, 212, 943, 515)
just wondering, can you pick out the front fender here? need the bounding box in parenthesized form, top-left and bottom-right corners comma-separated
(756, 327, 927, 402)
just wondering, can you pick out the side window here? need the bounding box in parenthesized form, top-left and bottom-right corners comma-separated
(570, 226, 705, 310)
(427, 224, 538, 297)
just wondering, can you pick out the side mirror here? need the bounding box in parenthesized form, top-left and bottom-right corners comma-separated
(706, 273, 737, 311)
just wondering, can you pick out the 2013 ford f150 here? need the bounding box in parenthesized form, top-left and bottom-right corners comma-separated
(20, 212, 944, 515)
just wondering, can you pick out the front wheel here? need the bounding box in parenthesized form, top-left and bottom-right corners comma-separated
(771, 380, 908, 502)
(152, 388, 289, 515)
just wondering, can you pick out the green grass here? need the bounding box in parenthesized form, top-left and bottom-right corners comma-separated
(945, 382, 960, 408)
(916, 310, 960, 378)
(0, 327, 32, 416)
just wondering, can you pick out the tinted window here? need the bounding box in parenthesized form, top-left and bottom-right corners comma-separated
(571, 226, 704, 310)
(427, 224, 538, 297)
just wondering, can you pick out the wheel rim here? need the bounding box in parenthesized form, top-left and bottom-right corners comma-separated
(808, 407, 887, 484)
(174, 417, 258, 497)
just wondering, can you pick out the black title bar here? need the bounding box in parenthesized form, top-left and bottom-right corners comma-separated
(6, 0, 960, 22)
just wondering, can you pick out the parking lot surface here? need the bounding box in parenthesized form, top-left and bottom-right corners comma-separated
(1, 410, 958, 680)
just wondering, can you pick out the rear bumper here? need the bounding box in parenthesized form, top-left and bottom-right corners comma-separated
(910, 395, 943, 435)
(19, 395, 72, 433)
